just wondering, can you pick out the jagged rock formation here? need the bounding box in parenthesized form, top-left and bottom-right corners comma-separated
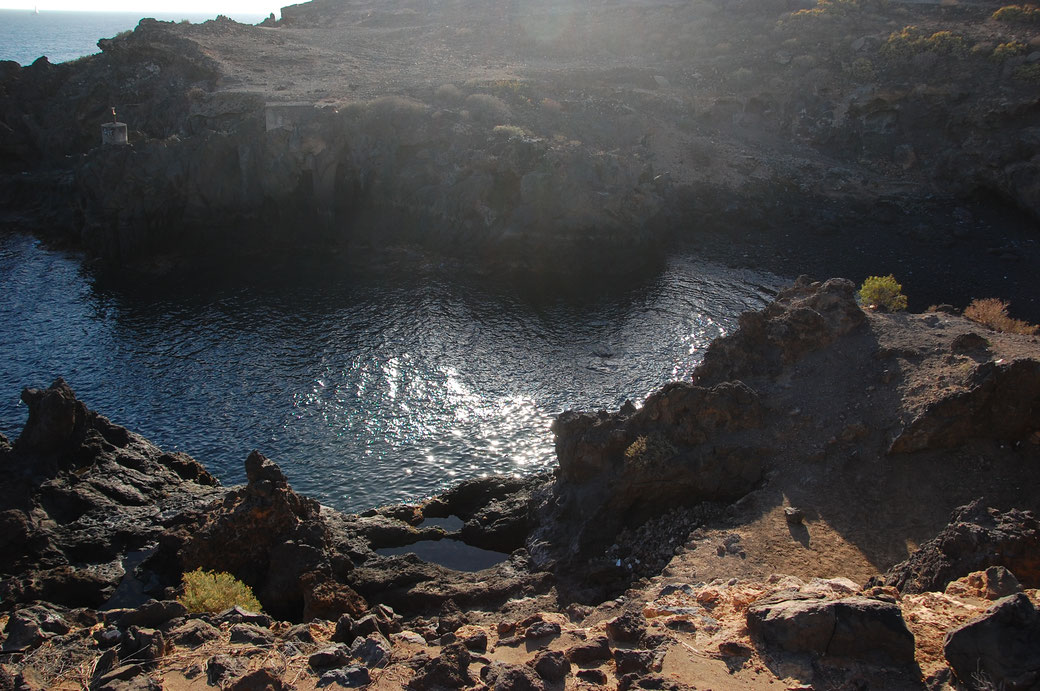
(155, 450, 360, 622)
(693, 277, 866, 385)
(877, 500, 1040, 594)
(0, 379, 220, 609)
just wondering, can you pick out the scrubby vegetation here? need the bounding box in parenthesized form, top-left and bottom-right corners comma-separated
(964, 298, 1039, 334)
(177, 568, 262, 613)
(858, 275, 908, 312)
(992, 41, 1028, 60)
(625, 433, 678, 468)
(992, 4, 1040, 24)
(881, 26, 970, 59)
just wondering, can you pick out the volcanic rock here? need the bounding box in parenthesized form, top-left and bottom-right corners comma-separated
(530, 650, 570, 682)
(890, 357, 1040, 453)
(160, 450, 356, 621)
(878, 500, 1040, 593)
(481, 661, 545, 691)
(944, 593, 1040, 690)
(408, 641, 473, 690)
(746, 594, 915, 664)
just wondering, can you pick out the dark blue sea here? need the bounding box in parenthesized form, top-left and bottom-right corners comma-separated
(0, 233, 781, 512)
(0, 9, 268, 66)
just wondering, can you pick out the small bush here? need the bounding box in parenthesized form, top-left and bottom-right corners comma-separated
(992, 41, 1028, 60)
(463, 93, 512, 124)
(625, 433, 678, 468)
(858, 275, 908, 311)
(847, 57, 877, 82)
(963, 298, 1039, 334)
(992, 4, 1040, 24)
(1013, 63, 1040, 81)
(177, 569, 262, 614)
(882, 26, 969, 59)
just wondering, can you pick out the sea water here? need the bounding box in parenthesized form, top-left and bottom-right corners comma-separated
(0, 9, 267, 66)
(0, 233, 781, 512)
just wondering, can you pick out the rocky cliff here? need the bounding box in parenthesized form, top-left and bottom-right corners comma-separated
(1, 0, 1039, 305)
(2, 278, 1039, 689)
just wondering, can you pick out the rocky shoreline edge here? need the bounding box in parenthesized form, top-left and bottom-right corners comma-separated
(2, 277, 1040, 690)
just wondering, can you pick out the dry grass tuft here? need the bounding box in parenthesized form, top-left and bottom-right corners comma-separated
(963, 298, 1039, 335)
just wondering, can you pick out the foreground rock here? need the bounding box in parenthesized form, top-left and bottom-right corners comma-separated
(746, 593, 916, 664)
(156, 449, 359, 622)
(944, 592, 1040, 690)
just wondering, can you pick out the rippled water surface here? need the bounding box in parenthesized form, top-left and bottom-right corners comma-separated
(0, 233, 781, 511)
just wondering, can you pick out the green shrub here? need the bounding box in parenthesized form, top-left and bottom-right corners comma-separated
(846, 57, 877, 82)
(177, 569, 262, 614)
(625, 433, 678, 468)
(858, 275, 908, 311)
(881, 26, 969, 59)
(1013, 63, 1040, 81)
(992, 41, 1028, 60)
(992, 4, 1040, 24)
(964, 298, 1039, 334)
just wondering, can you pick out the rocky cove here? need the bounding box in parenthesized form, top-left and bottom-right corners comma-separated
(2, 0, 1040, 687)
(1, 277, 1040, 690)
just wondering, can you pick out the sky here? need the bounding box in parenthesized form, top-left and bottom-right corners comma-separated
(0, 0, 281, 16)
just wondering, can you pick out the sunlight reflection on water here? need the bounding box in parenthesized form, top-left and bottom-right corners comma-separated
(0, 233, 782, 512)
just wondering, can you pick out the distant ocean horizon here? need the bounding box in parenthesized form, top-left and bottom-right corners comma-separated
(0, 9, 268, 66)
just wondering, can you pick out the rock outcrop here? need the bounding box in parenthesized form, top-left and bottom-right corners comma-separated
(0, 379, 221, 609)
(878, 500, 1040, 594)
(890, 358, 1040, 453)
(156, 450, 363, 622)
(693, 276, 867, 386)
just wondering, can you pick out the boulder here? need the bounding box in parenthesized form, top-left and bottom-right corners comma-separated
(113, 600, 187, 630)
(614, 649, 655, 675)
(207, 655, 245, 686)
(944, 593, 1040, 690)
(746, 594, 915, 664)
(408, 642, 473, 690)
(482, 662, 545, 690)
(877, 500, 1040, 593)
(318, 665, 370, 688)
(168, 620, 221, 648)
(606, 611, 647, 643)
(564, 635, 612, 664)
(229, 668, 290, 691)
(228, 624, 274, 646)
(529, 650, 569, 682)
(1, 605, 70, 652)
(350, 633, 392, 668)
(308, 644, 351, 669)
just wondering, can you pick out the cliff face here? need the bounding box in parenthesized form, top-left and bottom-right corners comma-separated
(2, 0, 1039, 290)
